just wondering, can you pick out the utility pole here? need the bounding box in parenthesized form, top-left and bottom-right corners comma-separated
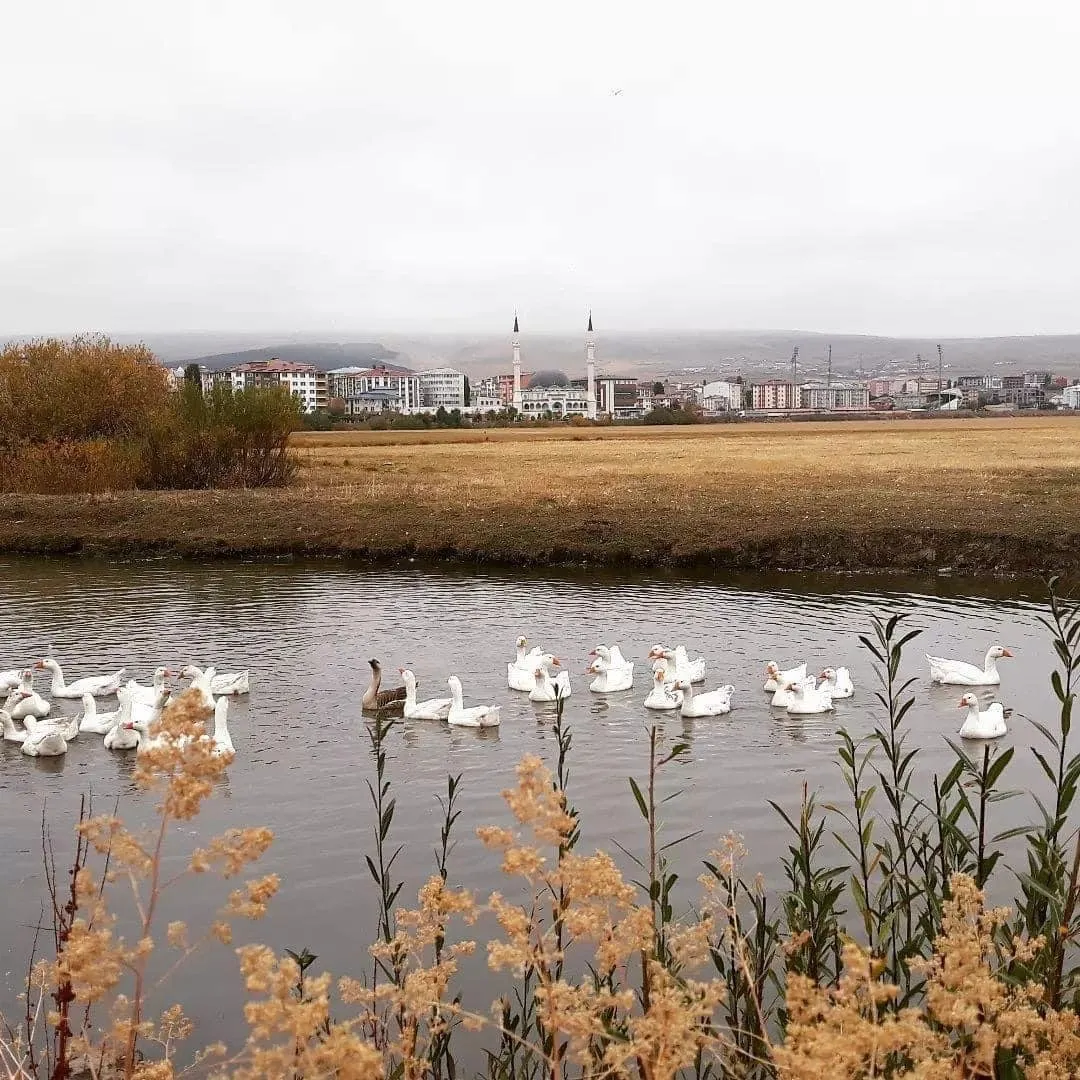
(791, 346, 799, 409)
(826, 344, 832, 388)
(937, 343, 944, 394)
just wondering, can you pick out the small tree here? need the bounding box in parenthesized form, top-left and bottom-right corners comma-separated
(183, 363, 203, 393)
(463, 376, 471, 407)
(652, 381, 665, 395)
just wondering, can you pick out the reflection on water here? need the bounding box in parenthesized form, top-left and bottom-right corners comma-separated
(0, 557, 1057, 1058)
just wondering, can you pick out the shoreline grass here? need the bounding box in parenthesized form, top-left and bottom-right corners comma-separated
(1, 417, 1079, 576)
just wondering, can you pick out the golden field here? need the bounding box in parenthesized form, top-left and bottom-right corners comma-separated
(1, 417, 1079, 573)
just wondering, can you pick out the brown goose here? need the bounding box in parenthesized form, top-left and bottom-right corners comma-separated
(362, 659, 407, 711)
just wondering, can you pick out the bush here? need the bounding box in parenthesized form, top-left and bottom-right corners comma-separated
(0, 337, 302, 492)
(144, 381, 301, 489)
(0, 336, 168, 447)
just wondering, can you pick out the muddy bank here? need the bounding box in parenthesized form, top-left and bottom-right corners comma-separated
(0, 491, 1074, 577)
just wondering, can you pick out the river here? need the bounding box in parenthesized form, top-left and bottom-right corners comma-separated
(0, 557, 1061, 1063)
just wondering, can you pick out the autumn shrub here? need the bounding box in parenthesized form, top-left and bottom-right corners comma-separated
(0, 336, 169, 447)
(0, 336, 301, 492)
(143, 380, 301, 489)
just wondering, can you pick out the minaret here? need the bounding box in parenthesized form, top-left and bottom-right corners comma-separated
(512, 312, 523, 413)
(585, 310, 597, 419)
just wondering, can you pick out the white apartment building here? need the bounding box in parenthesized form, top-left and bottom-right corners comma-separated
(217, 359, 327, 413)
(1064, 384, 1080, 409)
(799, 382, 871, 410)
(699, 380, 742, 412)
(417, 367, 467, 409)
(327, 366, 421, 415)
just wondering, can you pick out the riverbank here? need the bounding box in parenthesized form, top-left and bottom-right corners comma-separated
(1, 417, 1078, 575)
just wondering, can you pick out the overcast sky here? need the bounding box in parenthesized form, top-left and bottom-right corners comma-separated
(2, 0, 1078, 337)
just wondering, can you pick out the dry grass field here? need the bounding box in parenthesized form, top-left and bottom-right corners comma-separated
(1, 417, 1079, 573)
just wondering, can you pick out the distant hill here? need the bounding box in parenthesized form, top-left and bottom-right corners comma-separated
(15, 329, 1078, 381)
(183, 342, 400, 372)
(374, 330, 1080, 381)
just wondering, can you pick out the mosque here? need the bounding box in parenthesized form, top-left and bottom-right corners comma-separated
(511, 314, 638, 419)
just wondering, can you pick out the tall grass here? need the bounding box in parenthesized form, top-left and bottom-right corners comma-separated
(5, 581, 1080, 1077)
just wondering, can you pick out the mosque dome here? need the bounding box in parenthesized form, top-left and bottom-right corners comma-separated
(529, 369, 570, 388)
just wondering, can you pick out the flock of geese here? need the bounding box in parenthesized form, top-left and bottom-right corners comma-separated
(0, 659, 248, 758)
(0, 641, 1015, 760)
(369, 638, 1017, 741)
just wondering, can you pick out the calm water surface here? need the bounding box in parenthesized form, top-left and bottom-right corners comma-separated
(0, 558, 1058, 1057)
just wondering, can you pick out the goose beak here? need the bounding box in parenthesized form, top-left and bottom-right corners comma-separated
(33, 660, 45, 670)
(551, 658, 561, 667)
(1002, 649, 1013, 658)
(957, 699, 967, 708)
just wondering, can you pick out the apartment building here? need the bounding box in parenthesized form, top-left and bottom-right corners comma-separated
(479, 372, 533, 405)
(224, 359, 327, 413)
(595, 377, 642, 419)
(699, 380, 742, 412)
(751, 380, 799, 410)
(417, 367, 467, 409)
(799, 383, 871, 410)
(327, 365, 421, 415)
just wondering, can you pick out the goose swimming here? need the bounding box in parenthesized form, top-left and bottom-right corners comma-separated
(363, 659, 407, 711)
(400, 668, 452, 721)
(447, 676, 500, 727)
(927, 646, 1011, 687)
(34, 658, 125, 699)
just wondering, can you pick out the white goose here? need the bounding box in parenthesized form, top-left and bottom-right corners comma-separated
(508, 636, 544, 691)
(21, 716, 70, 757)
(11, 670, 50, 720)
(771, 675, 817, 710)
(644, 668, 684, 711)
(764, 662, 808, 694)
(78, 693, 122, 735)
(130, 668, 174, 706)
(528, 656, 573, 703)
(205, 697, 235, 757)
(592, 644, 632, 669)
(34, 658, 125, 699)
(0, 689, 27, 743)
(130, 685, 173, 741)
(677, 680, 734, 717)
(958, 692, 1010, 739)
(785, 679, 834, 715)
(21, 711, 80, 757)
(0, 668, 23, 692)
(510, 636, 543, 670)
(181, 664, 249, 696)
(399, 668, 452, 721)
(446, 676, 501, 728)
(927, 646, 1011, 687)
(104, 687, 141, 751)
(818, 667, 854, 699)
(648, 645, 705, 685)
(587, 652, 634, 693)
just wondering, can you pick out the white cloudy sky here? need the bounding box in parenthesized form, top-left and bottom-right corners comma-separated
(2, 0, 1078, 336)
